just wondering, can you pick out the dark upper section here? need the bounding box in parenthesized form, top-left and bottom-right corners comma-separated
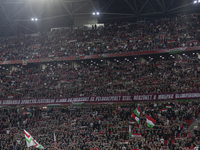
(0, 0, 199, 36)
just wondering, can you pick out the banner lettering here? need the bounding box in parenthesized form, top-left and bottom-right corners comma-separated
(1, 92, 200, 106)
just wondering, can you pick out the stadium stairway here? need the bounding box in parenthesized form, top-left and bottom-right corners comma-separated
(168, 118, 194, 146)
(187, 118, 200, 136)
(181, 118, 200, 147)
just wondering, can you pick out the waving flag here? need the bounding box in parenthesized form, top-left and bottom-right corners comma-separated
(22, 112, 32, 117)
(134, 106, 141, 117)
(146, 115, 156, 128)
(131, 113, 139, 124)
(24, 130, 45, 149)
(24, 130, 34, 147)
(33, 139, 44, 149)
(129, 126, 142, 138)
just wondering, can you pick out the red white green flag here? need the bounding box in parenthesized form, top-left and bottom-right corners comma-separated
(134, 106, 141, 117)
(129, 126, 142, 138)
(61, 80, 68, 84)
(119, 141, 129, 144)
(24, 130, 34, 147)
(146, 114, 156, 128)
(129, 125, 132, 137)
(87, 42, 93, 45)
(129, 121, 135, 125)
(166, 105, 172, 109)
(131, 113, 139, 124)
(22, 112, 32, 117)
(159, 108, 167, 113)
(131, 133, 142, 138)
(8, 95, 13, 99)
(24, 130, 44, 149)
(157, 65, 165, 69)
(69, 39, 77, 43)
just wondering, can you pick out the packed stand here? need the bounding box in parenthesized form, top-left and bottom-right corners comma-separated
(1, 53, 200, 99)
(0, 14, 200, 62)
(0, 100, 199, 150)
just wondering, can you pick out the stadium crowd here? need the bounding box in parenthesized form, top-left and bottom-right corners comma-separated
(0, 53, 200, 99)
(0, 12, 200, 150)
(0, 100, 199, 150)
(0, 13, 199, 61)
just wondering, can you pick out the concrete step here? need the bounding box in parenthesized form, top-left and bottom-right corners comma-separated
(181, 118, 200, 147)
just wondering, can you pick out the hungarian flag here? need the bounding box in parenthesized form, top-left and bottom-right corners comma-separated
(72, 103, 85, 106)
(119, 141, 129, 144)
(131, 133, 142, 138)
(8, 95, 13, 99)
(24, 130, 34, 147)
(145, 108, 150, 111)
(166, 105, 172, 109)
(94, 38, 100, 41)
(129, 126, 142, 138)
(48, 55, 54, 58)
(170, 83, 176, 86)
(129, 38, 134, 43)
(150, 108, 154, 111)
(22, 112, 32, 117)
(190, 40, 197, 45)
(134, 106, 141, 117)
(33, 139, 45, 149)
(6, 75, 12, 78)
(159, 108, 167, 113)
(129, 125, 132, 137)
(131, 113, 139, 124)
(69, 39, 77, 43)
(18, 108, 23, 113)
(61, 80, 68, 84)
(24, 130, 44, 149)
(54, 132, 57, 148)
(87, 42, 93, 45)
(162, 108, 167, 112)
(157, 65, 165, 69)
(146, 115, 156, 128)
(172, 102, 178, 106)
(129, 121, 135, 125)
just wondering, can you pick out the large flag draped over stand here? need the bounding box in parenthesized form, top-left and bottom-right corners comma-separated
(146, 115, 156, 128)
(24, 130, 45, 149)
(131, 113, 139, 124)
(134, 106, 141, 117)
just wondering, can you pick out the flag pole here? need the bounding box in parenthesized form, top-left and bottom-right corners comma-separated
(54, 131, 57, 149)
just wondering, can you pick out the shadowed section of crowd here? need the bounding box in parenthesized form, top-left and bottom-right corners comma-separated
(0, 14, 199, 61)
